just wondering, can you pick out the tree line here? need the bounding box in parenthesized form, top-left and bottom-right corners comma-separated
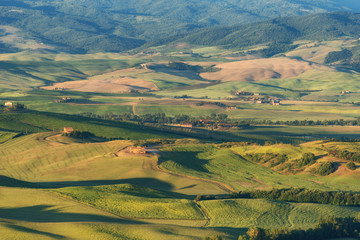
(238, 216, 360, 240)
(196, 188, 360, 206)
(79, 112, 232, 126)
(79, 112, 360, 128)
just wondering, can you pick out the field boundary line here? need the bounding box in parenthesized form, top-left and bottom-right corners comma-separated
(195, 201, 211, 227)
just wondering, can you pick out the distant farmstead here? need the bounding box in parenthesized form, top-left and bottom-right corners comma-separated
(140, 63, 149, 70)
(129, 146, 147, 154)
(63, 127, 74, 134)
(4, 101, 13, 108)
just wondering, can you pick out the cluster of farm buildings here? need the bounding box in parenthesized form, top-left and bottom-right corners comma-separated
(232, 91, 281, 105)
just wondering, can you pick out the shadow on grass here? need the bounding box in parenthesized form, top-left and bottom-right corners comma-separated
(1, 220, 66, 239)
(0, 175, 175, 192)
(151, 66, 204, 80)
(0, 205, 142, 224)
(37, 178, 174, 191)
(209, 227, 247, 239)
(0, 175, 39, 188)
(159, 150, 210, 174)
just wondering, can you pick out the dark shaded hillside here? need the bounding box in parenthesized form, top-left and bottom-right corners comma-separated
(0, 0, 359, 53)
(147, 12, 360, 49)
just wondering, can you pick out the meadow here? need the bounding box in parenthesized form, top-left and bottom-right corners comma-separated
(0, 131, 359, 239)
(200, 198, 360, 229)
(55, 184, 204, 219)
(1, 40, 360, 239)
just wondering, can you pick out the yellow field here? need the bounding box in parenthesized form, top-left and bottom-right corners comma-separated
(0, 132, 226, 195)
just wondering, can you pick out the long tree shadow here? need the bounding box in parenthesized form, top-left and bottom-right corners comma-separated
(151, 65, 205, 80)
(37, 177, 175, 191)
(159, 150, 210, 174)
(0, 175, 39, 188)
(0, 175, 175, 192)
(1, 220, 66, 239)
(209, 227, 248, 239)
(0, 205, 142, 224)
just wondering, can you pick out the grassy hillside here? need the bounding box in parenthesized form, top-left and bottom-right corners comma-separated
(0, 187, 224, 240)
(200, 198, 360, 229)
(0, 1, 358, 53)
(0, 131, 226, 195)
(0, 56, 143, 91)
(0, 110, 181, 139)
(160, 143, 360, 191)
(0, 130, 359, 239)
(159, 63, 360, 102)
(56, 184, 204, 219)
(149, 12, 360, 50)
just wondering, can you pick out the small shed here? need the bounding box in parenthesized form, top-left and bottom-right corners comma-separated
(4, 102, 13, 108)
(63, 127, 74, 134)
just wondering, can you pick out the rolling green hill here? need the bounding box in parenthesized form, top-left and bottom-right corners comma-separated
(0, 109, 181, 139)
(159, 143, 360, 192)
(0, 1, 360, 53)
(200, 198, 360, 229)
(148, 12, 360, 50)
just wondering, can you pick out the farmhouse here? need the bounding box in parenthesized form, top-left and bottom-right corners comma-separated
(271, 99, 281, 106)
(63, 127, 74, 134)
(254, 99, 265, 104)
(129, 146, 147, 154)
(235, 90, 252, 96)
(140, 63, 149, 70)
(200, 119, 215, 124)
(180, 123, 193, 128)
(4, 101, 13, 108)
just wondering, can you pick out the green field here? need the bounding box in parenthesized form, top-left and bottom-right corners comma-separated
(0, 187, 225, 240)
(56, 184, 204, 219)
(200, 199, 360, 229)
(0, 110, 182, 139)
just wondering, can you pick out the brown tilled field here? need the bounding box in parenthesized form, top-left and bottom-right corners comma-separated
(43, 68, 159, 93)
(43, 77, 158, 93)
(200, 57, 331, 82)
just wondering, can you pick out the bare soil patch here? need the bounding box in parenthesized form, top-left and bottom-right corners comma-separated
(200, 57, 330, 82)
(43, 77, 158, 93)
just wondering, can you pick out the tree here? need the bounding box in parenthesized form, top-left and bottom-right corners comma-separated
(346, 161, 356, 170)
(246, 227, 266, 240)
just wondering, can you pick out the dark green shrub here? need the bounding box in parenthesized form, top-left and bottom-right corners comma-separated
(346, 161, 356, 170)
(316, 162, 336, 176)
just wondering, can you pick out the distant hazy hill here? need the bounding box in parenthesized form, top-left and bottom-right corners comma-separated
(0, 0, 360, 53)
(148, 12, 360, 49)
